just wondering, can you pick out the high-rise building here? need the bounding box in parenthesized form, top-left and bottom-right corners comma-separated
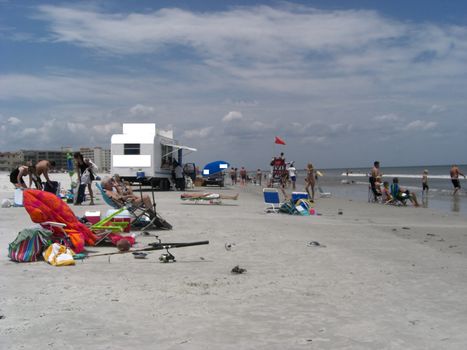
(79, 147, 111, 173)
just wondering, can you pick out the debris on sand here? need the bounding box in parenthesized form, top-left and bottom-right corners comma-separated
(231, 265, 247, 274)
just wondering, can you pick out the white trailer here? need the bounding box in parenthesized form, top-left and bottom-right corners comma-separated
(111, 123, 196, 190)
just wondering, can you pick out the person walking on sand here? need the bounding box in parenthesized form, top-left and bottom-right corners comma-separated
(305, 163, 315, 201)
(230, 167, 236, 185)
(288, 162, 297, 190)
(450, 164, 465, 195)
(239, 167, 247, 186)
(256, 169, 262, 186)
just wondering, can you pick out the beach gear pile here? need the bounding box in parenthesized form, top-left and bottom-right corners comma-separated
(7, 189, 135, 266)
(280, 198, 316, 216)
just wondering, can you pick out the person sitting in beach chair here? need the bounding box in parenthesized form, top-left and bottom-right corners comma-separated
(101, 177, 156, 213)
(390, 177, 419, 207)
(98, 178, 171, 230)
(381, 181, 394, 204)
(180, 192, 239, 204)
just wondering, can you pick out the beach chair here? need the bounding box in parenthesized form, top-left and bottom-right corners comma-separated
(95, 183, 171, 230)
(318, 186, 331, 198)
(263, 188, 284, 213)
(390, 183, 408, 206)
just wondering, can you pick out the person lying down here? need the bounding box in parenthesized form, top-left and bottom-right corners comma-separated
(180, 192, 239, 200)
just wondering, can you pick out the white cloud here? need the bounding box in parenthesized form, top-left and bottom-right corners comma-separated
(182, 126, 213, 139)
(372, 114, 401, 122)
(7, 116, 21, 125)
(405, 120, 437, 131)
(222, 111, 243, 122)
(130, 104, 155, 116)
(428, 104, 446, 114)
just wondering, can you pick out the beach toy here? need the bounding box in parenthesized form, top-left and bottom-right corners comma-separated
(309, 208, 315, 215)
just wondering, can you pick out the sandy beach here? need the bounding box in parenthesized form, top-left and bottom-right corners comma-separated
(1, 176, 467, 349)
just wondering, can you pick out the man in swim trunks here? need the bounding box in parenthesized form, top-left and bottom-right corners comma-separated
(450, 164, 465, 195)
(369, 161, 382, 202)
(35, 160, 56, 190)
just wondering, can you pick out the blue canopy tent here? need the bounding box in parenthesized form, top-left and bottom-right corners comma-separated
(202, 160, 230, 177)
(202, 160, 230, 187)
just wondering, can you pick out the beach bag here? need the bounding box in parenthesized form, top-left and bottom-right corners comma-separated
(43, 243, 75, 266)
(295, 199, 313, 216)
(8, 228, 53, 262)
(81, 169, 91, 185)
(43, 181, 60, 196)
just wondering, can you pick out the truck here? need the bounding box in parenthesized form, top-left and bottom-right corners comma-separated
(111, 123, 196, 190)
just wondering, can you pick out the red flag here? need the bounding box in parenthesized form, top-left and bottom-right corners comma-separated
(275, 136, 286, 145)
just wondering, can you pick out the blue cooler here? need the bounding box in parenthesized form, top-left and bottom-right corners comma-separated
(292, 192, 309, 203)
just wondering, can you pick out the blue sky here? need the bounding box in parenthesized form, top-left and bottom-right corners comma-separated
(1, 0, 467, 169)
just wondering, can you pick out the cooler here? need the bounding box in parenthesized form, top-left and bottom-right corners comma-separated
(105, 209, 132, 233)
(85, 211, 101, 225)
(292, 192, 309, 203)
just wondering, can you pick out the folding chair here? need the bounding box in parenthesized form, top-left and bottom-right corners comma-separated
(263, 188, 283, 213)
(318, 186, 331, 198)
(95, 183, 171, 230)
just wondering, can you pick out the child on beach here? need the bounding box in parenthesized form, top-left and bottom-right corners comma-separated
(381, 181, 393, 203)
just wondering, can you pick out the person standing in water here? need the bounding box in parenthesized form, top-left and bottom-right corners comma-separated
(450, 164, 465, 195)
(422, 169, 429, 195)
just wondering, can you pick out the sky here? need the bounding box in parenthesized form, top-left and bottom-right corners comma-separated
(1, 0, 467, 169)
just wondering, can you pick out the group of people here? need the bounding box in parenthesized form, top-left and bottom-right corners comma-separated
(369, 161, 419, 206)
(369, 161, 467, 207)
(9, 152, 98, 206)
(9, 160, 56, 191)
(228, 167, 249, 186)
(268, 152, 316, 201)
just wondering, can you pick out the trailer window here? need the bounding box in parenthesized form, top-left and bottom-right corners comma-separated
(124, 144, 140, 155)
(161, 144, 174, 169)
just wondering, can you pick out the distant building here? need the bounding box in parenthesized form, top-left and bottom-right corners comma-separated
(79, 147, 111, 173)
(0, 147, 111, 173)
(20, 150, 68, 171)
(0, 151, 22, 172)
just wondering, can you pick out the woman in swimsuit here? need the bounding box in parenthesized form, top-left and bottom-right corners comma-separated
(9, 165, 31, 189)
(305, 163, 315, 201)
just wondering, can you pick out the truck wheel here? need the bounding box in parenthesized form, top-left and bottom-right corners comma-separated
(150, 178, 159, 188)
(160, 179, 170, 191)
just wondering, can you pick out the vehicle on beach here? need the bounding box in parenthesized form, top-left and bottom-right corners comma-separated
(111, 123, 196, 190)
(202, 160, 229, 187)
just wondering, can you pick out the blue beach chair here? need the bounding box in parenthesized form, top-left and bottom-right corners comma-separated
(263, 188, 283, 213)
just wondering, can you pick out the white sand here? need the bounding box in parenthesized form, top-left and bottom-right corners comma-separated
(1, 174, 467, 349)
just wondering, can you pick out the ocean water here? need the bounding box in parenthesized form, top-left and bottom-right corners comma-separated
(294, 165, 467, 216)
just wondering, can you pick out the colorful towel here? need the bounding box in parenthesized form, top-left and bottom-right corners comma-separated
(23, 189, 98, 253)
